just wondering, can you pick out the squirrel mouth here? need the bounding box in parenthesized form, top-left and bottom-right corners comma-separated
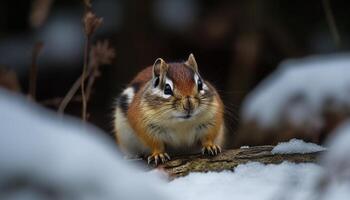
(177, 114, 192, 119)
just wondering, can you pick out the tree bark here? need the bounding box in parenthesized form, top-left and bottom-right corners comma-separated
(157, 145, 323, 179)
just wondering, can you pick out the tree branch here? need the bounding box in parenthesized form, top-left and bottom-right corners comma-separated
(28, 42, 43, 101)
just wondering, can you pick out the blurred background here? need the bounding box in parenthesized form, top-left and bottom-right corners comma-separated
(1, 0, 349, 147)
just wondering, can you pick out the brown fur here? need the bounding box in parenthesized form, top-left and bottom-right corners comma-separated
(167, 63, 195, 96)
(127, 89, 166, 153)
(114, 55, 225, 163)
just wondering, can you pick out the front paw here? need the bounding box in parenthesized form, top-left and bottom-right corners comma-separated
(147, 152, 171, 165)
(202, 144, 221, 156)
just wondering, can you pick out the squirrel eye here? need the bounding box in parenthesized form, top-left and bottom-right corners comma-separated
(197, 79, 203, 91)
(164, 84, 173, 95)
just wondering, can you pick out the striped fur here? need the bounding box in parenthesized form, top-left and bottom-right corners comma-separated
(114, 55, 225, 160)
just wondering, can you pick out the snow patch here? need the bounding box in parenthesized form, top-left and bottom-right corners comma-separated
(322, 120, 350, 182)
(160, 162, 322, 200)
(242, 54, 350, 131)
(0, 89, 167, 200)
(272, 139, 326, 154)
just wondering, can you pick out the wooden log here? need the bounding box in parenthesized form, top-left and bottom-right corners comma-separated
(157, 145, 323, 179)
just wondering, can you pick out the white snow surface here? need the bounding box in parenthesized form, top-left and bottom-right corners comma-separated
(0, 89, 167, 200)
(242, 54, 350, 130)
(272, 138, 326, 154)
(161, 162, 323, 200)
(322, 120, 350, 183)
(294, 120, 350, 200)
(160, 132, 347, 200)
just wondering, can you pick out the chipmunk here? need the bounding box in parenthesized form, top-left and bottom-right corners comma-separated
(113, 54, 225, 165)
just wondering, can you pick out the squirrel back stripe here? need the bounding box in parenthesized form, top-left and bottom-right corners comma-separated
(117, 94, 129, 114)
(117, 85, 137, 114)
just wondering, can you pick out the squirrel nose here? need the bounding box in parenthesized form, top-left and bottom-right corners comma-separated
(183, 96, 193, 112)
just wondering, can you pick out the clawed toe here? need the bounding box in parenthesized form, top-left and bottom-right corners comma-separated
(147, 152, 171, 165)
(202, 145, 221, 156)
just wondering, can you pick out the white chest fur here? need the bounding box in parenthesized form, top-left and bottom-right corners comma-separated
(154, 121, 206, 147)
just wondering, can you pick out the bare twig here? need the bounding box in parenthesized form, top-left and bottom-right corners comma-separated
(58, 1, 103, 118)
(85, 67, 99, 102)
(85, 40, 115, 101)
(28, 42, 43, 101)
(58, 1, 115, 119)
(80, 2, 103, 121)
(322, 0, 341, 48)
(58, 68, 91, 114)
(57, 40, 115, 114)
(81, 35, 90, 121)
(57, 42, 115, 116)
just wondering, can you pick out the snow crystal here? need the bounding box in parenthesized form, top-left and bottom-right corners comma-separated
(272, 138, 326, 154)
(0, 89, 167, 200)
(242, 53, 350, 130)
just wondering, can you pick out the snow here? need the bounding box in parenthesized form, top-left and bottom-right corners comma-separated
(242, 53, 350, 130)
(321, 120, 350, 183)
(159, 130, 346, 200)
(2, 86, 350, 200)
(272, 138, 326, 154)
(0, 89, 167, 200)
(158, 129, 350, 200)
(161, 162, 323, 200)
(289, 120, 350, 200)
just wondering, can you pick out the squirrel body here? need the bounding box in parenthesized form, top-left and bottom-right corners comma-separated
(113, 54, 225, 164)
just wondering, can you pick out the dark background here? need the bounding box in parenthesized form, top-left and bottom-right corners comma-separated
(1, 0, 349, 144)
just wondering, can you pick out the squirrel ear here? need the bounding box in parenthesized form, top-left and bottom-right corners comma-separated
(152, 58, 168, 78)
(185, 53, 198, 73)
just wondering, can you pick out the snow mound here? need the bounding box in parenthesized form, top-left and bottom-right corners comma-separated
(161, 162, 322, 200)
(242, 54, 350, 130)
(322, 120, 350, 182)
(0, 89, 167, 200)
(272, 139, 326, 154)
(288, 120, 350, 200)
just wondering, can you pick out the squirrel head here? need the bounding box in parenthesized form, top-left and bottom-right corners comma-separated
(143, 54, 217, 121)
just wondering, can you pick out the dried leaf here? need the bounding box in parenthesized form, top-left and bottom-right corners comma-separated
(89, 40, 116, 68)
(83, 0, 92, 9)
(83, 11, 103, 37)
